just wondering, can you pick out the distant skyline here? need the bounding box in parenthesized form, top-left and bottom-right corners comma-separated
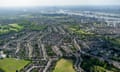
(0, 0, 120, 7)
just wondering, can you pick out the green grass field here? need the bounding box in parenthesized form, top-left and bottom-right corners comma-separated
(69, 25, 94, 35)
(53, 59, 75, 72)
(0, 23, 24, 35)
(0, 58, 30, 72)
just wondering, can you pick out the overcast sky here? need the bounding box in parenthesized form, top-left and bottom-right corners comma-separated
(0, 0, 120, 7)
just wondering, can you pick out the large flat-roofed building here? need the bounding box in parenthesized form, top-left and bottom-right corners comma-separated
(0, 51, 6, 59)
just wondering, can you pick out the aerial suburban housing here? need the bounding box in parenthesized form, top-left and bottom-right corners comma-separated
(0, 0, 120, 72)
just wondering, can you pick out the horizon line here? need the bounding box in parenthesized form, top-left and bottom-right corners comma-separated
(0, 5, 120, 8)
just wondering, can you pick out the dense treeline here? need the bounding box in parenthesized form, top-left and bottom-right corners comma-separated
(81, 55, 120, 72)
